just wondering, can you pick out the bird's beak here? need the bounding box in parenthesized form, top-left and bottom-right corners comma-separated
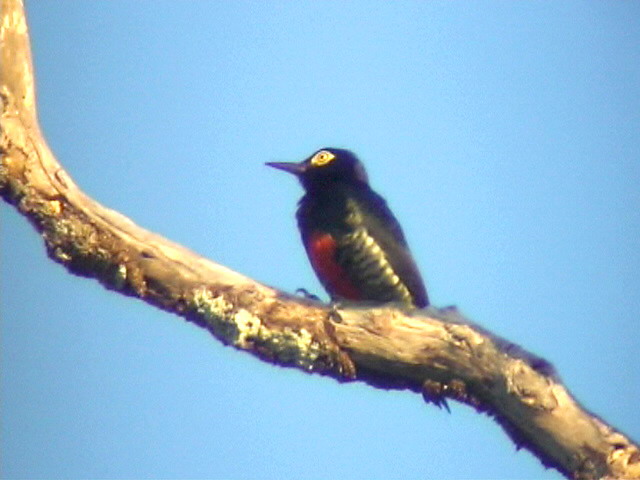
(265, 161, 306, 176)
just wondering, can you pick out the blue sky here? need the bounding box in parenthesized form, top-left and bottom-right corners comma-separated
(2, 2, 639, 478)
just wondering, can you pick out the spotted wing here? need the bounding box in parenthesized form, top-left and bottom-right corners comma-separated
(336, 189, 429, 307)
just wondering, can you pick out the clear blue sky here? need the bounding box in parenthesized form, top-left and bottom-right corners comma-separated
(2, 2, 639, 479)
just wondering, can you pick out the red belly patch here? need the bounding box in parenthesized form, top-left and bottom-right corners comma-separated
(306, 231, 362, 300)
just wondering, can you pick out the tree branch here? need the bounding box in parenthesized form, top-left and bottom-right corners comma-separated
(2, 1, 638, 478)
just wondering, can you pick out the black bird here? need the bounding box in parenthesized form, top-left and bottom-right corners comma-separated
(266, 148, 428, 308)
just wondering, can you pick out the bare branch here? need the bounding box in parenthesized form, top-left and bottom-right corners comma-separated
(2, 1, 638, 478)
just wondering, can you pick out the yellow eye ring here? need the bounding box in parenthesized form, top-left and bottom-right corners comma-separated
(311, 150, 335, 167)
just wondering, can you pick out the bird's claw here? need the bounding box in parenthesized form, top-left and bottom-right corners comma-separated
(328, 302, 343, 323)
(295, 288, 321, 301)
(422, 379, 451, 413)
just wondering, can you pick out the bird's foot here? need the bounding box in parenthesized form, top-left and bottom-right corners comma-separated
(294, 288, 321, 302)
(422, 379, 451, 413)
(328, 301, 343, 323)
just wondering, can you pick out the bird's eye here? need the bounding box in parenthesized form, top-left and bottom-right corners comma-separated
(311, 150, 335, 167)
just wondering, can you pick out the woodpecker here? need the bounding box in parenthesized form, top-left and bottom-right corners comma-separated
(266, 148, 428, 308)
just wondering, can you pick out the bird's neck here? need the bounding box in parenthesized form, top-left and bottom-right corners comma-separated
(303, 179, 370, 197)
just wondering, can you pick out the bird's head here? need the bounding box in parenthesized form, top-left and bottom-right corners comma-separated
(266, 148, 369, 191)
